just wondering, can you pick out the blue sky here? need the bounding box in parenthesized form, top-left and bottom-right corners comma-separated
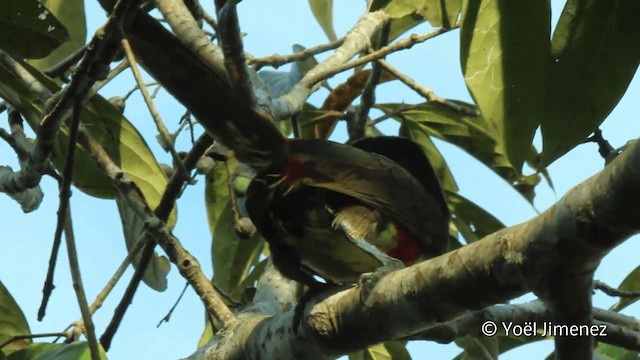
(1, 1, 639, 359)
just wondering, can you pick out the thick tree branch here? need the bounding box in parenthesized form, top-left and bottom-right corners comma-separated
(190, 137, 640, 359)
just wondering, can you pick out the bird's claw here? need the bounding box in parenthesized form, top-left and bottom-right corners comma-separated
(358, 259, 404, 306)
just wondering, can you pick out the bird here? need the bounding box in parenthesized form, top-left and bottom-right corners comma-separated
(245, 136, 450, 287)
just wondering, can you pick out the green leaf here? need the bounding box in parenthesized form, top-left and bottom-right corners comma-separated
(0, 0, 69, 59)
(370, 0, 461, 27)
(0, 281, 31, 356)
(460, 0, 550, 171)
(455, 336, 498, 360)
(308, 0, 337, 41)
(205, 162, 231, 236)
(349, 341, 410, 360)
(115, 198, 171, 292)
(212, 203, 264, 293)
(6, 343, 60, 360)
(540, 0, 640, 166)
(447, 192, 505, 244)
(610, 264, 640, 312)
(7, 342, 107, 360)
(0, 60, 172, 203)
(387, 13, 425, 41)
(593, 342, 639, 360)
(386, 102, 541, 203)
(29, 0, 87, 72)
(421, 0, 462, 28)
(454, 336, 546, 359)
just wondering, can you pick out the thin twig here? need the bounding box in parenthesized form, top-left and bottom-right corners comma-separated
(62, 206, 101, 359)
(0, 333, 70, 350)
(375, 58, 480, 116)
(157, 282, 190, 327)
(250, 38, 345, 70)
(368, 104, 418, 127)
(594, 280, 640, 298)
(121, 37, 193, 183)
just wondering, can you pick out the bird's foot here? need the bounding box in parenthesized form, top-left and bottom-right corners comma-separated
(358, 258, 404, 307)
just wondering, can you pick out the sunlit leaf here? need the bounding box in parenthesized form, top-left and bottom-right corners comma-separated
(0, 1, 69, 59)
(540, 0, 640, 166)
(308, 0, 337, 41)
(460, 0, 550, 171)
(369, 0, 461, 28)
(0, 59, 173, 204)
(29, 0, 87, 72)
(0, 281, 31, 356)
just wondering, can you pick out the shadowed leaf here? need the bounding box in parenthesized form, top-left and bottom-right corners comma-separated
(0, 1, 69, 59)
(0, 282, 31, 356)
(460, 0, 550, 171)
(540, 0, 640, 166)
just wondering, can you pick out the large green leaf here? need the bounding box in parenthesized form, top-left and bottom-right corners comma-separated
(308, 0, 337, 41)
(0, 1, 69, 59)
(460, 0, 550, 171)
(385, 102, 541, 203)
(540, 0, 640, 166)
(212, 204, 264, 293)
(0, 281, 31, 356)
(7, 342, 107, 360)
(0, 60, 172, 202)
(29, 0, 87, 72)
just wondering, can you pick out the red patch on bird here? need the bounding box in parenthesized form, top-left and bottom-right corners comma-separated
(387, 224, 420, 265)
(283, 157, 306, 184)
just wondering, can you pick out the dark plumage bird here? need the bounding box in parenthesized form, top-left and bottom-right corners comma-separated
(246, 136, 450, 287)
